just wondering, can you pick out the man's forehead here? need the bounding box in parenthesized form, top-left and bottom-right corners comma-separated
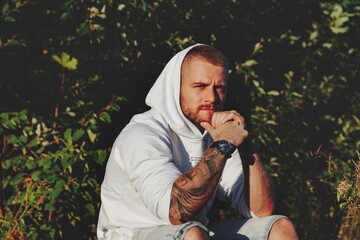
(182, 58, 227, 73)
(190, 79, 228, 85)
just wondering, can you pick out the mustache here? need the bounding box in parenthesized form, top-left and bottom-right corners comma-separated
(198, 104, 221, 110)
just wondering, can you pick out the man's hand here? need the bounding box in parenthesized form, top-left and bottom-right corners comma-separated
(210, 110, 245, 128)
(200, 111, 248, 147)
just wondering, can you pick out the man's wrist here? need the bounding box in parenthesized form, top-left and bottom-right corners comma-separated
(210, 140, 236, 157)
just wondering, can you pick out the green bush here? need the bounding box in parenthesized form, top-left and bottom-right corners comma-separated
(233, 2, 359, 238)
(0, 59, 124, 239)
(0, 0, 359, 239)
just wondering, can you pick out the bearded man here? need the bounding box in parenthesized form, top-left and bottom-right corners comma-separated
(97, 44, 298, 240)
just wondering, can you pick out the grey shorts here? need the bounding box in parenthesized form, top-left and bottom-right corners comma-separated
(133, 215, 285, 240)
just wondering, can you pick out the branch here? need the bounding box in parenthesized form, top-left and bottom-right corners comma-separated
(81, 97, 116, 127)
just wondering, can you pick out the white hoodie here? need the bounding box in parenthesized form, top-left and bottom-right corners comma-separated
(97, 44, 252, 240)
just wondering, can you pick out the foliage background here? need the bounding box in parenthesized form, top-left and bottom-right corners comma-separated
(0, 0, 359, 239)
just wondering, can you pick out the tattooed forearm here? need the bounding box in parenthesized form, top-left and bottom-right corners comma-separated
(169, 147, 227, 224)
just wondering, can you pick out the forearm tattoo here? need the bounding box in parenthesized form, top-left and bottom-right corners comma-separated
(169, 147, 227, 224)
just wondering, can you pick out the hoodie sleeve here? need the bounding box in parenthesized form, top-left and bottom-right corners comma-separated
(216, 150, 256, 218)
(114, 122, 181, 222)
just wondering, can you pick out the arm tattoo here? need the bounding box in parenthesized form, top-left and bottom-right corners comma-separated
(169, 147, 227, 224)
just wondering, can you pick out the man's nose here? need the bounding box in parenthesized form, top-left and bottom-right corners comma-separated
(204, 87, 216, 103)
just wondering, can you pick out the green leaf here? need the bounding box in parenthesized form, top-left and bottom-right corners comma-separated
(87, 177, 98, 188)
(76, 21, 90, 36)
(292, 92, 303, 98)
(117, 4, 126, 11)
(1, 159, 12, 170)
(18, 111, 28, 121)
(116, 96, 127, 102)
(330, 26, 348, 34)
(95, 150, 107, 165)
(4, 16, 15, 22)
(61, 52, 70, 63)
(51, 52, 78, 70)
(61, 158, 69, 171)
(242, 60, 257, 67)
(25, 158, 36, 170)
(45, 202, 56, 211)
(336, 16, 349, 26)
(73, 129, 85, 141)
(85, 203, 95, 216)
(99, 112, 111, 123)
(252, 42, 263, 55)
(64, 129, 73, 146)
(266, 120, 277, 125)
(52, 54, 62, 65)
(28, 137, 40, 148)
(9, 117, 19, 126)
(0, 112, 9, 120)
(51, 179, 66, 199)
(267, 90, 280, 96)
(65, 106, 76, 117)
(330, 4, 343, 19)
(64, 57, 78, 70)
(110, 103, 121, 111)
(31, 170, 41, 181)
(19, 135, 27, 144)
(2, 3, 9, 15)
(141, 0, 147, 11)
(7, 134, 18, 144)
(60, 11, 70, 20)
(87, 129, 96, 143)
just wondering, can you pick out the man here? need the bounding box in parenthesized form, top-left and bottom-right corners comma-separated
(97, 44, 298, 239)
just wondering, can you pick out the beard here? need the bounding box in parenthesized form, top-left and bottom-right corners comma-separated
(180, 98, 223, 129)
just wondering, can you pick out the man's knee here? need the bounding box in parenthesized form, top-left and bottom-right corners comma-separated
(269, 217, 298, 240)
(184, 226, 210, 240)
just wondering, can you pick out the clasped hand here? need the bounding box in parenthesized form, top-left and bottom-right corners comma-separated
(200, 110, 248, 147)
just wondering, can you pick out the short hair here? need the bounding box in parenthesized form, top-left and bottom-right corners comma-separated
(182, 44, 229, 69)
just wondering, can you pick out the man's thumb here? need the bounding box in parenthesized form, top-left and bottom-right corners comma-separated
(200, 122, 214, 133)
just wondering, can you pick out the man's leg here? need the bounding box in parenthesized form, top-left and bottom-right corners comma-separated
(135, 221, 208, 240)
(268, 217, 298, 240)
(208, 215, 292, 240)
(184, 227, 210, 240)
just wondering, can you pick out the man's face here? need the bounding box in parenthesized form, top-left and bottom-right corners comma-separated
(180, 58, 227, 129)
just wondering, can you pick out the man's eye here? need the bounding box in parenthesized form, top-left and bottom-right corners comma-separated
(216, 86, 226, 92)
(195, 85, 205, 88)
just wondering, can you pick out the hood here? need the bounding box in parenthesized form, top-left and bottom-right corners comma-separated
(145, 44, 204, 139)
